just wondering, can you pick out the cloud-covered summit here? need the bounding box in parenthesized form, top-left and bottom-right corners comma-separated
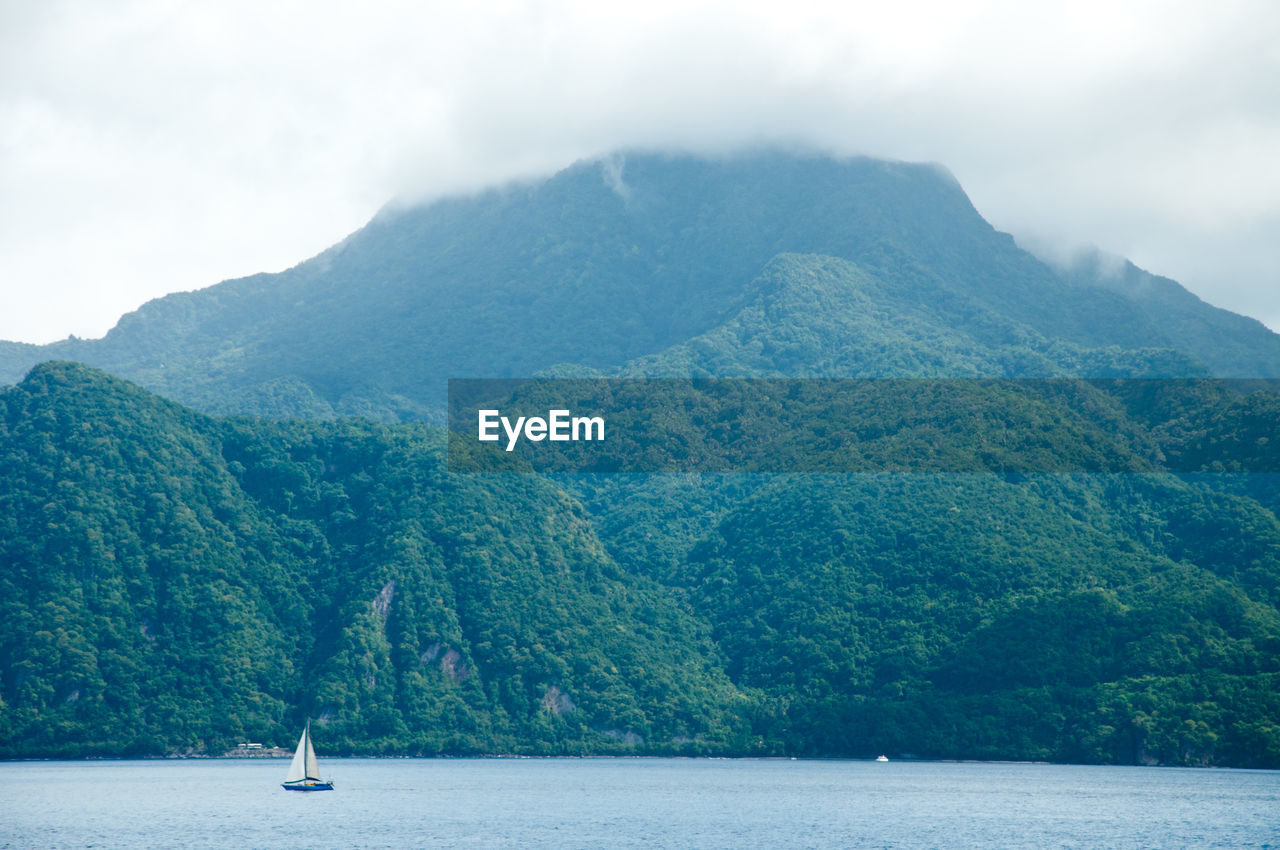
(2, 0, 1277, 343)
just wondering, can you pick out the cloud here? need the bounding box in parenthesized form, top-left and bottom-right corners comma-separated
(2, 0, 1278, 343)
(600, 154, 632, 202)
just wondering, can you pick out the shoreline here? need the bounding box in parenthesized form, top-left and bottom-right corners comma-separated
(4, 753, 1256, 770)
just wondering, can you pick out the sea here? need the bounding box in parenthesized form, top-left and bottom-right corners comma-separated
(1, 758, 1277, 848)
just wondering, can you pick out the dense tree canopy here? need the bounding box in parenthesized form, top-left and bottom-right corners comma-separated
(2, 363, 1278, 766)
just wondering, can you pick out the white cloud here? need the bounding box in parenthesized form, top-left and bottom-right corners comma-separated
(2, 0, 1278, 342)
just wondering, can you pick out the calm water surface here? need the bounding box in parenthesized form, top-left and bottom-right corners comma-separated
(1, 758, 1277, 848)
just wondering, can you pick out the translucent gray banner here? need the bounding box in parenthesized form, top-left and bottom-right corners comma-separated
(446, 378, 1280, 474)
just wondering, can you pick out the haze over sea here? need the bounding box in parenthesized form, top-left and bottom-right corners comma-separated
(2, 758, 1277, 849)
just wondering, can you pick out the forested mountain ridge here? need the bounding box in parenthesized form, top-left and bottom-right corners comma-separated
(0, 362, 752, 757)
(3, 363, 1279, 765)
(617, 253, 1209, 379)
(3, 152, 1279, 420)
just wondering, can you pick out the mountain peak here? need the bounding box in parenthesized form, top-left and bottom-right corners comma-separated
(3, 149, 1279, 416)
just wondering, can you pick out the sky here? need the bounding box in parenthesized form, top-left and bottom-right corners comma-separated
(2, 0, 1278, 344)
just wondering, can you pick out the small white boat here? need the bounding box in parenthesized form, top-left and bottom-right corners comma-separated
(875, 754, 889, 762)
(281, 721, 334, 791)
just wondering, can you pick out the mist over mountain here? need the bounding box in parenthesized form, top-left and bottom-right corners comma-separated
(3, 151, 1278, 418)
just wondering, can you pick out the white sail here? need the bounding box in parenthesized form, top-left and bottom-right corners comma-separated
(303, 726, 320, 780)
(284, 725, 310, 783)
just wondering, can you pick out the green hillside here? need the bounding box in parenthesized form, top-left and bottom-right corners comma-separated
(0, 363, 750, 758)
(619, 253, 1208, 379)
(3, 363, 1279, 766)
(675, 473, 1280, 765)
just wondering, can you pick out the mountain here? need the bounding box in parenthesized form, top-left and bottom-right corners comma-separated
(673, 471, 1280, 765)
(3, 363, 1279, 765)
(3, 151, 1279, 419)
(4, 151, 1280, 767)
(0, 362, 751, 758)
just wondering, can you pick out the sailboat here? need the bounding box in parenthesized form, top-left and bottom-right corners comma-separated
(281, 721, 334, 791)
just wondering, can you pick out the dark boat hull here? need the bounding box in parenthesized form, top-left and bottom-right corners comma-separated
(282, 781, 334, 791)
